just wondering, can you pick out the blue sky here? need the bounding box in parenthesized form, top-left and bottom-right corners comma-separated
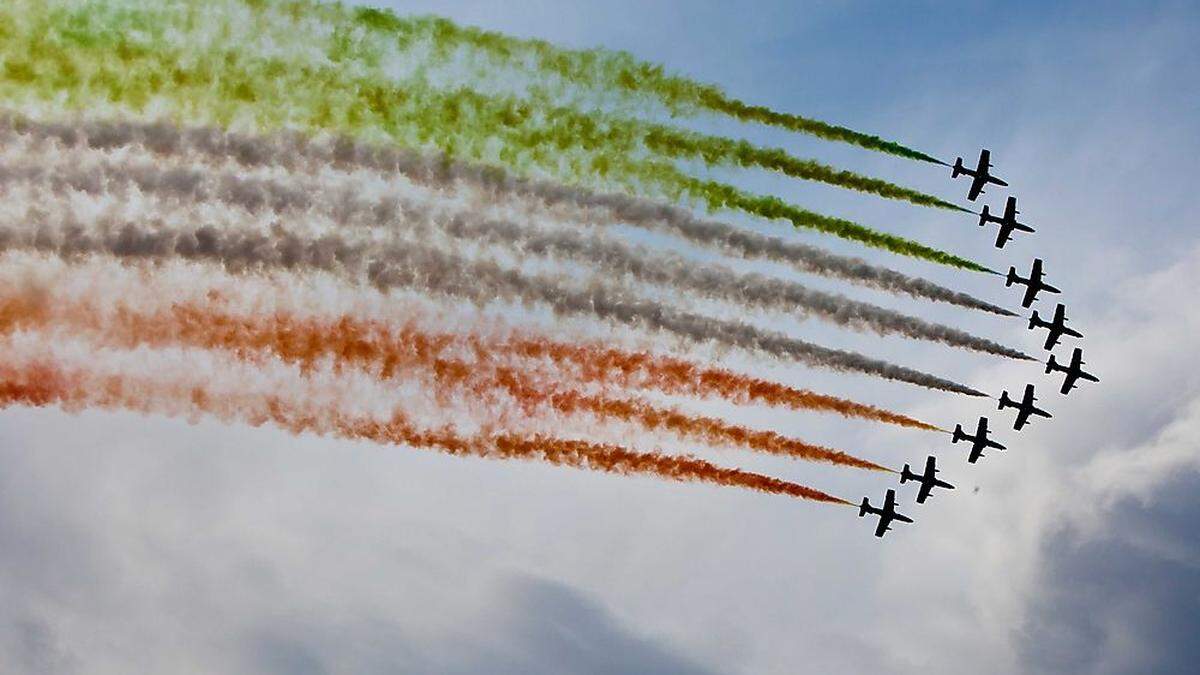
(0, 1, 1197, 673)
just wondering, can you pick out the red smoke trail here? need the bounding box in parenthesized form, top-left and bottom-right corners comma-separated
(0, 352, 850, 505)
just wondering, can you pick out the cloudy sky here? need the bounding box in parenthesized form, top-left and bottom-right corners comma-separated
(2, 1, 1198, 673)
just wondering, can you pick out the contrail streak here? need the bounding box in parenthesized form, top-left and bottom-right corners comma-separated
(0, 143, 1027, 359)
(0, 115, 1014, 315)
(0, 335, 850, 504)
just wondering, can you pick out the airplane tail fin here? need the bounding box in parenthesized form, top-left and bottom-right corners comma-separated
(858, 498, 870, 517)
(951, 424, 964, 443)
(998, 392, 1012, 410)
(1028, 311, 1040, 329)
(1005, 267, 1018, 286)
(1046, 355, 1058, 374)
(899, 465, 912, 484)
(951, 157, 964, 177)
(978, 206, 990, 227)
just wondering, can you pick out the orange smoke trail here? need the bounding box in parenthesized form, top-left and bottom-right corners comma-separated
(0, 354, 850, 505)
(125, 303, 935, 432)
(497, 339, 940, 431)
(486, 373, 890, 472)
(0, 294, 891, 470)
(0, 280, 935, 430)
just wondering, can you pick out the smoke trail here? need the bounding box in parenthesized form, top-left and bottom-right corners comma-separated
(303, 253, 980, 395)
(0, 116, 1014, 315)
(0, 336, 850, 504)
(640, 128, 965, 211)
(0, 273, 906, 472)
(433, 218, 1028, 359)
(497, 338, 942, 430)
(676, 173, 992, 272)
(0, 142, 1026, 360)
(0, 257, 941, 432)
(0, 9, 972, 266)
(0, 206, 985, 395)
(351, 9, 943, 162)
(127, 305, 895, 469)
(528, 391, 890, 472)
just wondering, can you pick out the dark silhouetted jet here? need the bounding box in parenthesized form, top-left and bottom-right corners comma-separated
(1006, 258, 1061, 308)
(979, 196, 1034, 248)
(1046, 347, 1099, 395)
(1029, 303, 1082, 350)
(859, 488, 913, 538)
(952, 416, 1007, 463)
(952, 148, 1008, 201)
(900, 456, 956, 504)
(999, 384, 1052, 431)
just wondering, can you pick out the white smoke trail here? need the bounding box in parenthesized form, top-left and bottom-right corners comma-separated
(0, 134, 1027, 359)
(0, 115, 1014, 315)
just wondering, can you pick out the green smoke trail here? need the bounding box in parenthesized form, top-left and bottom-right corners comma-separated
(349, 8, 944, 163)
(2, 0, 981, 268)
(639, 128, 966, 211)
(687, 178, 992, 272)
(11, 0, 954, 211)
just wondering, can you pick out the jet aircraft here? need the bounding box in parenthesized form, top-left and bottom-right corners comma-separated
(979, 196, 1034, 248)
(951, 416, 1007, 463)
(998, 384, 1052, 431)
(1046, 347, 1099, 395)
(952, 148, 1009, 201)
(859, 488, 913, 538)
(1006, 258, 1061, 308)
(900, 456, 956, 504)
(1029, 303, 1083, 350)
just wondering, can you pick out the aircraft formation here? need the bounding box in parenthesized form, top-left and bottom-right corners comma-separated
(861, 149, 1100, 538)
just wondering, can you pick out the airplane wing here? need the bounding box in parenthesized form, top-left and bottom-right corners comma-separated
(874, 517, 891, 538)
(1022, 284, 1038, 308)
(968, 445, 984, 463)
(1004, 196, 1017, 220)
(1070, 348, 1084, 370)
(1043, 330, 1061, 351)
(977, 149, 991, 171)
(1014, 408, 1032, 430)
(967, 174, 986, 201)
(917, 481, 934, 503)
(1060, 372, 1078, 395)
(995, 223, 1014, 248)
